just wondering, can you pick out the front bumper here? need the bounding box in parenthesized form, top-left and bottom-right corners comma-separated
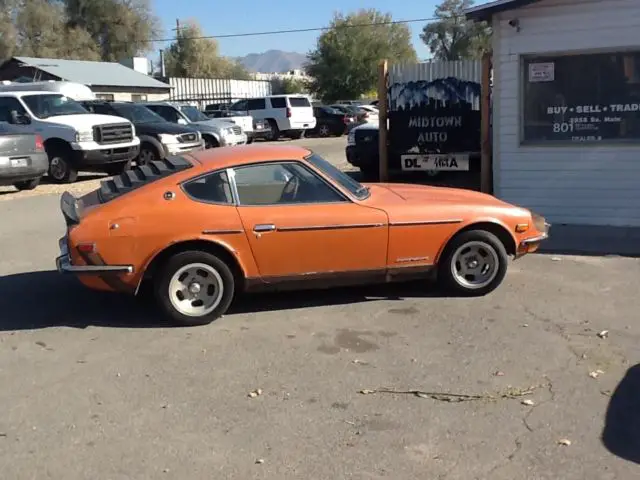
(0, 151, 48, 186)
(220, 133, 247, 146)
(56, 236, 133, 275)
(517, 222, 551, 257)
(163, 140, 205, 157)
(71, 145, 140, 166)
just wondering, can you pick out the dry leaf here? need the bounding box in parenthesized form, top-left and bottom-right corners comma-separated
(248, 388, 263, 398)
(359, 389, 375, 395)
(597, 330, 609, 339)
(521, 399, 535, 406)
(558, 438, 572, 446)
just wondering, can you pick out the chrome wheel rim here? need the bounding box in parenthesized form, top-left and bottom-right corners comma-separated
(49, 157, 66, 180)
(319, 125, 330, 136)
(450, 241, 499, 289)
(168, 263, 224, 317)
(138, 149, 155, 165)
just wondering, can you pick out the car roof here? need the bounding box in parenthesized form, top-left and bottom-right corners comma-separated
(188, 144, 312, 171)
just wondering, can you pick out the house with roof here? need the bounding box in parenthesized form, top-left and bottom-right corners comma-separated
(466, 0, 640, 251)
(0, 56, 171, 102)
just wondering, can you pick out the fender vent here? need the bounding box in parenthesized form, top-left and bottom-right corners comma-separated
(98, 155, 193, 203)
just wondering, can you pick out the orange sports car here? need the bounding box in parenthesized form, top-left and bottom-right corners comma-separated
(56, 144, 549, 326)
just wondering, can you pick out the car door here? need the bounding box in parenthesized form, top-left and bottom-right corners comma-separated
(230, 161, 388, 279)
(0, 96, 31, 132)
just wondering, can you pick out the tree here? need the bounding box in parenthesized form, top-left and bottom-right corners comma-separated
(271, 77, 308, 95)
(163, 19, 252, 79)
(63, 0, 161, 61)
(306, 9, 417, 102)
(420, 0, 491, 60)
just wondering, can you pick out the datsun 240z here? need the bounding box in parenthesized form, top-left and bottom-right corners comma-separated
(56, 144, 550, 326)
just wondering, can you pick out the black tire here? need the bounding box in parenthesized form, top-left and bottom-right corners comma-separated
(246, 136, 254, 144)
(317, 124, 331, 138)
(13, 177, 41, 191)
(104, 160, 131, 176)
(438, 229, 509, 297)
(289, 129, 305, 139)
(47, 147, 78, 184)
(266, 120, 280, 141)
(137, 143, 160, 165)
(154, 250, 236, 326)
(203, 135, 219, 149)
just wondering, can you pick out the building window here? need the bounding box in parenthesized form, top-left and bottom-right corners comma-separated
(131, 94, 147, 102)
(95, 94, 114, 101)
(521, 51, 640, 144)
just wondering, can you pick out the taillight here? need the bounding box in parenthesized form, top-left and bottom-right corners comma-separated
(35, 134, 44, 151)
(286, 107, 291, 118)
(77, 243, 96, 254)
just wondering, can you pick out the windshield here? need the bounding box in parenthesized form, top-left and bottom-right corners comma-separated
(22, 94, 88, 119)
(306, 153, 369, 200)
(180, 105, 209, 122)
(112, 103, 166, 124)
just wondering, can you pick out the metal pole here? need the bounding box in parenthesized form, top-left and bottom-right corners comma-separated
(378, 59, 389, 182)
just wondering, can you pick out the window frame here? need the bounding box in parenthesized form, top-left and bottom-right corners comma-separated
(519, 49, 640, 147)
(180, 169, 235, 206)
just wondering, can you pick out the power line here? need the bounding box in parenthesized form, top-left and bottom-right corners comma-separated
(146, 16, 442, 44)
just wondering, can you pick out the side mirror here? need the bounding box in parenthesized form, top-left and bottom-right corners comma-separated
(10, 111, 30, 125)
(177, 118, 187, 125)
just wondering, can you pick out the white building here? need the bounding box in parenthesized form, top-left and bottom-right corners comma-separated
(467, 0, 640, 241)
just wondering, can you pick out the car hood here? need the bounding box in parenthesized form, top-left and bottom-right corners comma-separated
(42, 113, 131, 129)
(135, 122, 199, 135)
(369, 183, 514, 208)
(191, 118, 235, 128)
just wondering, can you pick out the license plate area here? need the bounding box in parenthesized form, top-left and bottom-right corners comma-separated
(401, 154, 470, 171)
(10, 157, 29, 168)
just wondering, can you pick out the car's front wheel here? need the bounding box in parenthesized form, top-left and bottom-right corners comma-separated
(438, 230, 508, 296)
(155, 251, 236, 326)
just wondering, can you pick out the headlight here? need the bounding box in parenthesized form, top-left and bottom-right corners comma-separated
(347, 132, 356, 146)
(75, 130, 93, 142)
(225, 127, 235, 135)
(158, 133, 178, 144)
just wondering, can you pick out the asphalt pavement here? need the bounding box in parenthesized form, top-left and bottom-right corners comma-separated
(1, 136, 639, 479)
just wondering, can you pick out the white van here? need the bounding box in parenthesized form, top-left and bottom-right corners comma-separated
(0, 81, 140, 183)
(228, 95, 316, 141)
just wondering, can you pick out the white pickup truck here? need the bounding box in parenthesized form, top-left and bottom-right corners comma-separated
(0, 81, 139, 183)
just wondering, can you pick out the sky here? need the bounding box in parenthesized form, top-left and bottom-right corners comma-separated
(150, 0, 450, 59)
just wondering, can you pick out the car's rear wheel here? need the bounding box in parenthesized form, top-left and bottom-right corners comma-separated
(266, 120, 280, 141)
(47, 147, 78, 184)
(438, 230, 508, 296)
(318, 124, 331, 137)
(155, 251, 235, 326)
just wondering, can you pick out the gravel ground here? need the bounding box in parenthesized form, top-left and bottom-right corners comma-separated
(1, 136, 639, 479)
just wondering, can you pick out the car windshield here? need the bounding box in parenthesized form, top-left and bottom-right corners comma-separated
(22, 94, 88, 119)
(306, 152, 370, 200)
(180, 105, 209, 122)
(112, 103, 165, 124)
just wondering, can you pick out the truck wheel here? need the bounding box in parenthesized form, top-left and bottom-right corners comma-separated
(154, 250, 236, 326)
(137, 144, 159, 165)
(203, 135, 219, 149)
(438, 230, 509, 297)
(47, 147, 78, 184)
(266, 120, 280, 141)
(13, 177, 41, 191)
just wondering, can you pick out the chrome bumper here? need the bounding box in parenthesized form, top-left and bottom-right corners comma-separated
(55, 236, 133, 274)
(519, 222, 551, 249)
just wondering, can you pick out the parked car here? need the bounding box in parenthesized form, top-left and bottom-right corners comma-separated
(329, 104, 373, 125)
(0, 81, 140, 183)
(0, 123, 47, 191)
(141, 101, 247, 149)
(81, 100, 204, 170)
(308, 106, 356, 137)
(202, 109, 270, 143)
(227, 95, 316, 141)
(55, 144, 550, 326)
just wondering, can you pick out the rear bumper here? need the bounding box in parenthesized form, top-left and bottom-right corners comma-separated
(0, 151, 48, 185)
(72, 145, 140, 166)
(56, 254, 133, 274)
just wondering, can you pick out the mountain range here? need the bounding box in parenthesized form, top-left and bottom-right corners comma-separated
(237, 50, 307, 73)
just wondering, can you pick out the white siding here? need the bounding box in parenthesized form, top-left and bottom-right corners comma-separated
(493, 0, 640, 226)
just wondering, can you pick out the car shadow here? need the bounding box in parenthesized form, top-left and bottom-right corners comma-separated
(0, 270, 448, 331)
(602, 364, 640, 464)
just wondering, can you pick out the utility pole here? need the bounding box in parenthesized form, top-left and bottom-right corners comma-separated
(172, 19, 181, 52)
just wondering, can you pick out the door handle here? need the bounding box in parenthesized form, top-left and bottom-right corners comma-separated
(253, 224, 276, 232)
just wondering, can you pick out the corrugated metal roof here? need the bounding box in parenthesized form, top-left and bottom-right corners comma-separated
(465, 0, 543, 22)
(13, 56, 170, 90)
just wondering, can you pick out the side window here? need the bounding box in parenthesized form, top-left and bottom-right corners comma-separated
(269, 97, 286, 109)
(233, 162, 346, 206)
(231, 100, 247, 111)
(149, 105, 179, 122)
(0, 96, 27, 123)
(183, 170, 233, 204)
(92, 104, 114, 115)
(246, 98, 265, 110)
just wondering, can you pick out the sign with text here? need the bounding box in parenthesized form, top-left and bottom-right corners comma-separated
(529, 62, 555, 82)
(401, 153, 470, 171)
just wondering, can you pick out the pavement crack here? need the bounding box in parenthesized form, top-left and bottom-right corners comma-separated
(358, 384, 545, 403)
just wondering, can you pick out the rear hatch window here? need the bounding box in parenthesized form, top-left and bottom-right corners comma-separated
(98, 155, 193, 203)
(288, 96, 311, 107)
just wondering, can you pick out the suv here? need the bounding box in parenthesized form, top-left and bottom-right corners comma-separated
(228, 95, 316, 141)
(0, 82, 140, 183)
(141, 102, 246, 149)
(81, 101, 203, 168)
